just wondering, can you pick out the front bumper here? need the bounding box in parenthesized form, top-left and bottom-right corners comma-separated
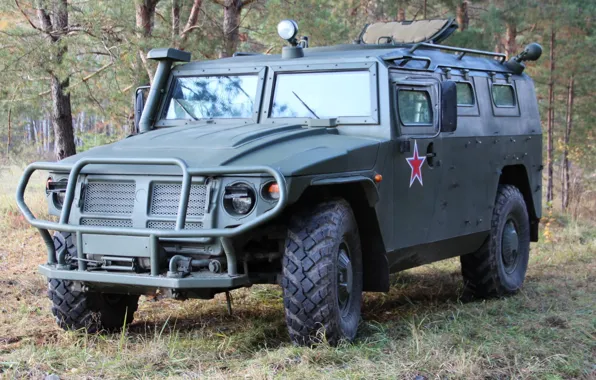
(17, 157, 287, 283)
(39, 265, 250, 288)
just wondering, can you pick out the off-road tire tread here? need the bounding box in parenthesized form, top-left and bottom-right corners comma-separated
(460, 185, 528, 298)
(282, 199, 361, 346)
(48, 279, 138, 332)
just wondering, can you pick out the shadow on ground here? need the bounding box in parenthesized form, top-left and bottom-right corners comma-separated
(123, 266, 468, 347)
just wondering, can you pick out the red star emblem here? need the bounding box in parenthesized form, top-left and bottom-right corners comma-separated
(406, 140, 426, 187)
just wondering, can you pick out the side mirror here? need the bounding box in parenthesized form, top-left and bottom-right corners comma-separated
(134, 86, 150, 133)
(440, 80, 457, 133)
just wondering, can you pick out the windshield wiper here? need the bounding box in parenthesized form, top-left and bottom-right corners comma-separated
(173, 98, 198, 121)
(292, 91, 320, 119)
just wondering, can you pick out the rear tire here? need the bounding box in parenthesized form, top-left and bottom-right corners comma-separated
(460, 185, 530, 297)
(282, 199, 363, 346)
(48, 279, 139, 332)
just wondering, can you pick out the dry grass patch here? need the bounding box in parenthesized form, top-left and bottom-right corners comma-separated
(0, 164, 594, 379)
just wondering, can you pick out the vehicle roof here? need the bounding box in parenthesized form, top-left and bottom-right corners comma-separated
(180, 43, 520, 76)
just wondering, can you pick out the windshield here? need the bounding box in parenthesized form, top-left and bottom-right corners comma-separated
(271, 71, 372, 119)
(164, 75, 258, 120)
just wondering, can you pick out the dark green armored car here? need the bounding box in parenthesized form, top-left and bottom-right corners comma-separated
(17, 19, 543, 345)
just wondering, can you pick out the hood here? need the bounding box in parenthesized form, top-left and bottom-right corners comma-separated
(62, 123, 381, 176)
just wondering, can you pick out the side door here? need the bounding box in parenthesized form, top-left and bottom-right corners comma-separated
(392, 80, 444, 251)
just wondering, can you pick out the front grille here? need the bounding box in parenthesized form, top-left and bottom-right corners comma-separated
(82, 182, 136, 215)
(147, 221, 203, 230)
(80, 218, 133, 228)
(150, 183, 208, 218)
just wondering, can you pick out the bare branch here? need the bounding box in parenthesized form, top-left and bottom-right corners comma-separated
(81, 62, 114, 82)
(240, 0, 257, 9)
(139, 50, 153, 85)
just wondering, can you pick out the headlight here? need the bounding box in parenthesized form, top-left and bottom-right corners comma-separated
(53, 192, 66, 209)
(223, 183, 256, 216)
(46, 177, 68, 210)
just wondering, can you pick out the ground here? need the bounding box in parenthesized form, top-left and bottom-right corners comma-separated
(0, 165, 594, 379)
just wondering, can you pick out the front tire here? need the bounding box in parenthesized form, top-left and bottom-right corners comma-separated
(48, 279, 139, 332)
(282, 199, 363, 346)
(460, 185, 531, 297)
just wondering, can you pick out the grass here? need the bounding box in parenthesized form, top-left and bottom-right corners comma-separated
(0, 164, 594, 379)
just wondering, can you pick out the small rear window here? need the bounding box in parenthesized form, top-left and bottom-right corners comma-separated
(456, 82, 474, 105)
(492, 84, 516, 107)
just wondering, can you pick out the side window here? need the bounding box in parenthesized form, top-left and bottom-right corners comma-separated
(492, 84, 516, 107)
(456, 82, 475, 106)
(398, 90, 433, 125)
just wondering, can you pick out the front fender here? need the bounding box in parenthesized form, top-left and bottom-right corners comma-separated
(310, 176, 379, 207)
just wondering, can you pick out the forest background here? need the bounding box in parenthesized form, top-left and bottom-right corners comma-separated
(0, 0, 594, 212)
(0, 1, 594, 379)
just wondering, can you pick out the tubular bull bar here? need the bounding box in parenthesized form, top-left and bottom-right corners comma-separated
(16, 157, 287, 288)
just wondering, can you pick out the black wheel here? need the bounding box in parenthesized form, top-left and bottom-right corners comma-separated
(282, 199, 363, 346)
(53, 231, 77, 268)
(48, 279, 139, 332)
(460, 185, 530, 297)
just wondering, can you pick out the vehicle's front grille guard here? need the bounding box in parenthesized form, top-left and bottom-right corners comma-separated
(16, 158, 287, 277)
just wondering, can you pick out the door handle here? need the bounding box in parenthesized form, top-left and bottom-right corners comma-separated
(425, 143, 438, 167)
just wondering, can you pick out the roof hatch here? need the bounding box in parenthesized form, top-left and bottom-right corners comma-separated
(357, 18, 458, 45)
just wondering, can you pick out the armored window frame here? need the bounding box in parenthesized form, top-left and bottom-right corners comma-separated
(261, 62, 379, 126)
(155, 66, 266, 128)
(440, 71, 480, 116)
(397, 89, 434, 126)
(491, 84, 516, 108)
(489, 78, 520, 117)
(393, 81, 439, 136)
(455, 82, 475, 106)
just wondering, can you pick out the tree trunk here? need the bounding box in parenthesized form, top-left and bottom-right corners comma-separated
(456, 1, 469, 31)
(397, 8, 406, 22)
(505, 22, 517, 59)
(221, 0, 242, 58)
(35, 0, 76, 160)
(562, 75, 574, 211)
(136, 0, 159, 37)
(172, 0, 180, 44)
(423, 0, 427, 19)
(7, 105, 12, 156)
(51, 74, 76, 159)
(546, 29, 556, 204)
(135, 0, 160, 83)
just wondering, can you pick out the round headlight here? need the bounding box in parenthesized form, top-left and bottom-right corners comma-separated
(277, 19, 298, 41)
(223, 183, 256, 216)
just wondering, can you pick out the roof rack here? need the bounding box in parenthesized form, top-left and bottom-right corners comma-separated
(409, 42, 507, 63)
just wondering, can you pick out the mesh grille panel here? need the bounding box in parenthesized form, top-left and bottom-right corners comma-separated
(80, 218, 133, 228)
(147, 221, 203, 230)
(150, 183, 208, 217)
(83, 182, 136, 214)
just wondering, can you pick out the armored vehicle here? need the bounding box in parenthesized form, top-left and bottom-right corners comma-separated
(17, 19, 543, 345)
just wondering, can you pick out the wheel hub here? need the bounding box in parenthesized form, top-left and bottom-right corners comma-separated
(501, 219, 520, 273)
(337, 243, 353, 315)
